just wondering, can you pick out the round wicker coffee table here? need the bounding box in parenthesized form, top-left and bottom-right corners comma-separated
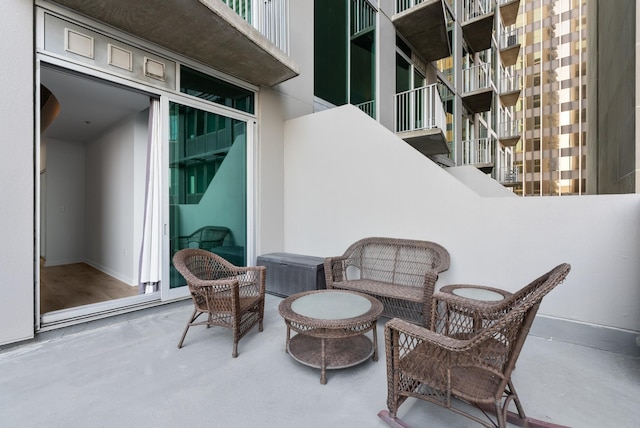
(278, 289, 384, 384)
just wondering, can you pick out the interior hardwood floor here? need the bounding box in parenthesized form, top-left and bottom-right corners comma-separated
(40, 261, 139, 313)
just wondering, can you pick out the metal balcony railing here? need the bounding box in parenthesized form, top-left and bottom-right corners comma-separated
(223, 0, 290, 54)
(356, 100, 376, 119)
(352, 0, 377, 36)
(500, 70, 521, 93)
(395, 84, 446, 133)
(500, 28, 519, 49)
(497, 166, 520, 184)
(462, 0, 493, 22)
(462, 62, 492, 93)
(462, 137, 494, 165)
(395, 0, 427, 14)
(499, 119, 522, 139)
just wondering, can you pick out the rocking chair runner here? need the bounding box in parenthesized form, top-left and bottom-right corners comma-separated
(173, 248, 266, 357)
(381, 263, 571, 428)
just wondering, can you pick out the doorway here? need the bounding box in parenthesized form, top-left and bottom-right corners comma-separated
(39, 64, 154, 319)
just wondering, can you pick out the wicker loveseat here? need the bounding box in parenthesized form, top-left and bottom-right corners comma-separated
(324, 237, 450, 326)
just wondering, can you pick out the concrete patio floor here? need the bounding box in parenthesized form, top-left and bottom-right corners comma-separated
(1, 294, 639, 428)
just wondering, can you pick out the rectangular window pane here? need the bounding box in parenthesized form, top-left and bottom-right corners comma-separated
(314, 0, 348, 105)
(180, 65, 255, 114)
(170, 102, 247, 287)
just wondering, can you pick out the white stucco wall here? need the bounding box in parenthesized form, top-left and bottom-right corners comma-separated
(0, 0, 35, 345)
(283, 105, 640, 333)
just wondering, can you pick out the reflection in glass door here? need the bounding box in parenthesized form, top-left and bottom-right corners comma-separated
(169, 102, 247, 289)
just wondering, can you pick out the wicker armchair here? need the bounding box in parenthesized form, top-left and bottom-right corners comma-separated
(173, 248, 266, 357)
(381, 263, 571, 428)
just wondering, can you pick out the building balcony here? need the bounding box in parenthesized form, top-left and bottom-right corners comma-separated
(497, 166, 521, 186)
(395, 84, 449, 156)
(50, 0, 299, 87)
(355, 100, 376, 119)
(498, 119, 522, 147)
(393, 0, 452, 62)
(499, 0, 521, 27)
(499, 28, 521, 67)
(462, 137, 495, 172)
(461, 62, 494, 113)
(499, 70, 521, 106)
(461, 0, 494, 53)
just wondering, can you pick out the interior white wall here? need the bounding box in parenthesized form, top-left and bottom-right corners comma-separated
(44, 138, 86, 265)
(0, 0, 34, 345)
(283, 105, 640, 333)
(85, 113, 147, 285)
(132, 109, 148, 283)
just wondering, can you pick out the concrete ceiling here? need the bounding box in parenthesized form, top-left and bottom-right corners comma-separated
(48, 0, 299, 87)
(41, 65, 151, 143)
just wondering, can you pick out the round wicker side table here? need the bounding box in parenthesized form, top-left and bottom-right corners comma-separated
(278, 289, 383, 384)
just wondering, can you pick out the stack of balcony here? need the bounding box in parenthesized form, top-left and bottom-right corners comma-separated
(391, 0, 453, 157)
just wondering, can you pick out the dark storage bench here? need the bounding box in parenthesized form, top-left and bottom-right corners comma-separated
(257, 253, 326, 297)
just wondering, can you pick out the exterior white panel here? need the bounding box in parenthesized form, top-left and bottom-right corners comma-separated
(0, 0, 36, 345)
(284, 105, 640, 332)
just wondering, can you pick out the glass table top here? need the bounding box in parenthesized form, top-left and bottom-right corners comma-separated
(291, 292, 372, 320)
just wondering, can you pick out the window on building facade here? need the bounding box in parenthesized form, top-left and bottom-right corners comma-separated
(180, 66, 254, 114)
(314, 0, 376, 117)
(314, 0, 348, 106)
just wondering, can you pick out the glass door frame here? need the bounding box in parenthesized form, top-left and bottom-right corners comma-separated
(35, 56, 165, 328)
(160, 93, 257, 301)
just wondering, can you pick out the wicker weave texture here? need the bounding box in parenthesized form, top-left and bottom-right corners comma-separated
(384, 263, 571, 428)
(278, 290, 384, 384)
(173, 248, 266, 357)
(325, 237, 450, 326)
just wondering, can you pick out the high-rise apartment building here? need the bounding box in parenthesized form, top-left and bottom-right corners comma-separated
(313, 0, 523, 187)
(587, 0, 639, 194)
(514, 0, 587, 196)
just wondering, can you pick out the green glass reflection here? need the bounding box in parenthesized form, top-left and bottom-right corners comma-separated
(169, 102, 247, 288)
(180, 65, 255, 114)
(314, 0, 348, 106)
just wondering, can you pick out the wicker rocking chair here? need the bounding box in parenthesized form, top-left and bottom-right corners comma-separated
(173, 248, 266, 357)
(380, 263, 571, 428)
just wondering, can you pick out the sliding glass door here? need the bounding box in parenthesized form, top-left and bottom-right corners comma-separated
(168, 101, 248, 290)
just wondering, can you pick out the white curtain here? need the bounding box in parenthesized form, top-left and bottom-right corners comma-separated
(139, 98, 162, 293)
